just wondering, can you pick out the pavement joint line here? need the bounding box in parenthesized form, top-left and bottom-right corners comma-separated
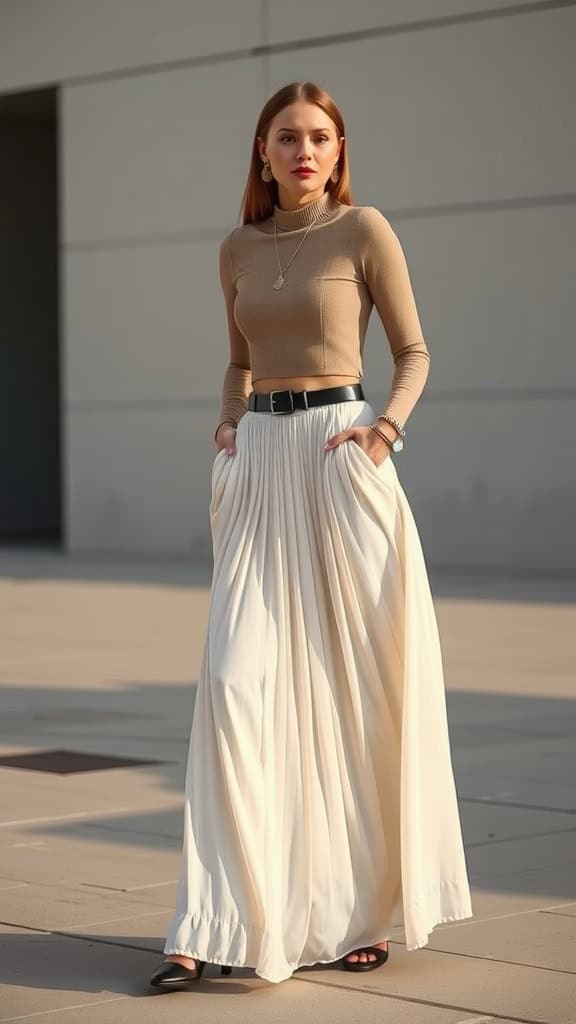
(420, 944, 576, 976)
(465, 825, 576, 848)
(79, 879, 178, 893)
(0, 730, 190, 742)
(458, 771, 576, 788)
(0, 907, 169, 932)
(118, 880, 178, 892)
(0, 808, 138, 828)
(426, 903, 576, 932)
(80, 883, 143, 892)
(539, 910, 576, 919)
(456, 1017, 495, 1024)
(453, 729, 573, 737)
(460, 798, 576, 815)
(0, 915, 158, 944)
(9, 842, 48, 849)
(60, 909, 171, 929)
(541, 901, 576, 909)
(83, 822, 182, 840)
(0, 995, 131, 1022)
(45, 931, 161, 955)
(461, 779, 576, 793)
(0, 877, 177, 895)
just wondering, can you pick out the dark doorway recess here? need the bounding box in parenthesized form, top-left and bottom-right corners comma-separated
(0, 87, 62, 545)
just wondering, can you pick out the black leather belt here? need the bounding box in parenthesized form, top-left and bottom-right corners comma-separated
(248, 382, 365, 414)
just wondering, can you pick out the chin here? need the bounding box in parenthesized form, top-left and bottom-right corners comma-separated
(289, 178, 323, 191)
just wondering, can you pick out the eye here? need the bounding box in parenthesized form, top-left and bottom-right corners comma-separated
(279, 135, 330, 143)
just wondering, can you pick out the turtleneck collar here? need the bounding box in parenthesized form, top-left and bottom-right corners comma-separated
(272, 189, 341, 231)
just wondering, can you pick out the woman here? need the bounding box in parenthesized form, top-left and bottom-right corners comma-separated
(150, 80, 472, 990)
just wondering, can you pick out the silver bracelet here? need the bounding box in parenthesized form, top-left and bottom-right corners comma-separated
(377, 413, 406, 438)
(369, 424, 394, 449)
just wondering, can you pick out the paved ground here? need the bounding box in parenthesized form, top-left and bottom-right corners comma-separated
(0, 548, 575, 1023)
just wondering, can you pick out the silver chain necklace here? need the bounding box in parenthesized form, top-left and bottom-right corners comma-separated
(272, 206, 322, 290)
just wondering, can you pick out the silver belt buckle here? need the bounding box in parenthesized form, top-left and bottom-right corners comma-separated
(270, 389, 294, 413)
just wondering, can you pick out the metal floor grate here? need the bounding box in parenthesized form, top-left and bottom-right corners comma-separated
(0, 748, 168, 774)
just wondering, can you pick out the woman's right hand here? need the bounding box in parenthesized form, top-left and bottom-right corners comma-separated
(215, 422, 237, 456)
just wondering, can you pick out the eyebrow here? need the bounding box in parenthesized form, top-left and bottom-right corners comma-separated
(275, 127, 331, 133)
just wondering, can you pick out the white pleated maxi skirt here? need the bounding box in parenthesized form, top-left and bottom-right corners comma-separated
(162, 397, 472, 983)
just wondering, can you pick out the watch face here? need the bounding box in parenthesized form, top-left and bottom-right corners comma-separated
(392, 438, 404, 453)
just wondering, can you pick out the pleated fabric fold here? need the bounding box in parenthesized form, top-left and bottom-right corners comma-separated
(163, 399, 472, 983)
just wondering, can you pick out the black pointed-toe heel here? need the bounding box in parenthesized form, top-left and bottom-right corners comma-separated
(150, 958, 233, 989)
(150, 958, 206, 989)
(341, 943, 390, 972)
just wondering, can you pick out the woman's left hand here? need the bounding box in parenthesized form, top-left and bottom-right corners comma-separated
(324, 425, 391, 468)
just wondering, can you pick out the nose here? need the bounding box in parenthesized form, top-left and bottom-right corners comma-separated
(297, 142, 314, 160)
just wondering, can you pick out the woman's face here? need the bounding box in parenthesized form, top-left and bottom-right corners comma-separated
(258, 101, 344, 207)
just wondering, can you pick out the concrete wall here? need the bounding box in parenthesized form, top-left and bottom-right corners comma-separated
(1, 0, 574, 569)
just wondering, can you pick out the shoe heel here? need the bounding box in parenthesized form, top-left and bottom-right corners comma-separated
(221, 964, 232, 975)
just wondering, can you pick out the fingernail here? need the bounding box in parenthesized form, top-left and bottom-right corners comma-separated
(324, 443, 331, 450)
(226, 448, 234, 456)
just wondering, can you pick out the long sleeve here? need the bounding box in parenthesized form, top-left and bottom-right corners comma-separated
(216, 230, 252, 433)
(358, 207, 430, 426)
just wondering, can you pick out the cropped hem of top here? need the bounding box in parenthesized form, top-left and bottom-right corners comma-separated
(216, 189, 430, 432)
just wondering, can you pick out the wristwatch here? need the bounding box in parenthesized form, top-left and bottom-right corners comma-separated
(370, 424, 404, 453)
(380, 433, 404, 453)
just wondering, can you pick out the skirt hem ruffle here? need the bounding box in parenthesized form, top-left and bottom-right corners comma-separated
(163, 926, 394, 985)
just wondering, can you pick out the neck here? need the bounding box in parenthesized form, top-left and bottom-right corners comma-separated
(276, 185, 327, 212)
(272, 189, 340, 231)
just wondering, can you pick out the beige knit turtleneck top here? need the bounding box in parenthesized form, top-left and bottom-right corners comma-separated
(217, 189, 430, 432)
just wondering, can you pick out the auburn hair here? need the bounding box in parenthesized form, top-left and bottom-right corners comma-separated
(239, 81, 355, 226)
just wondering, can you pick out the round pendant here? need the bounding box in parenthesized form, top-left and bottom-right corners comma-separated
(273, 274, 285, 290)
